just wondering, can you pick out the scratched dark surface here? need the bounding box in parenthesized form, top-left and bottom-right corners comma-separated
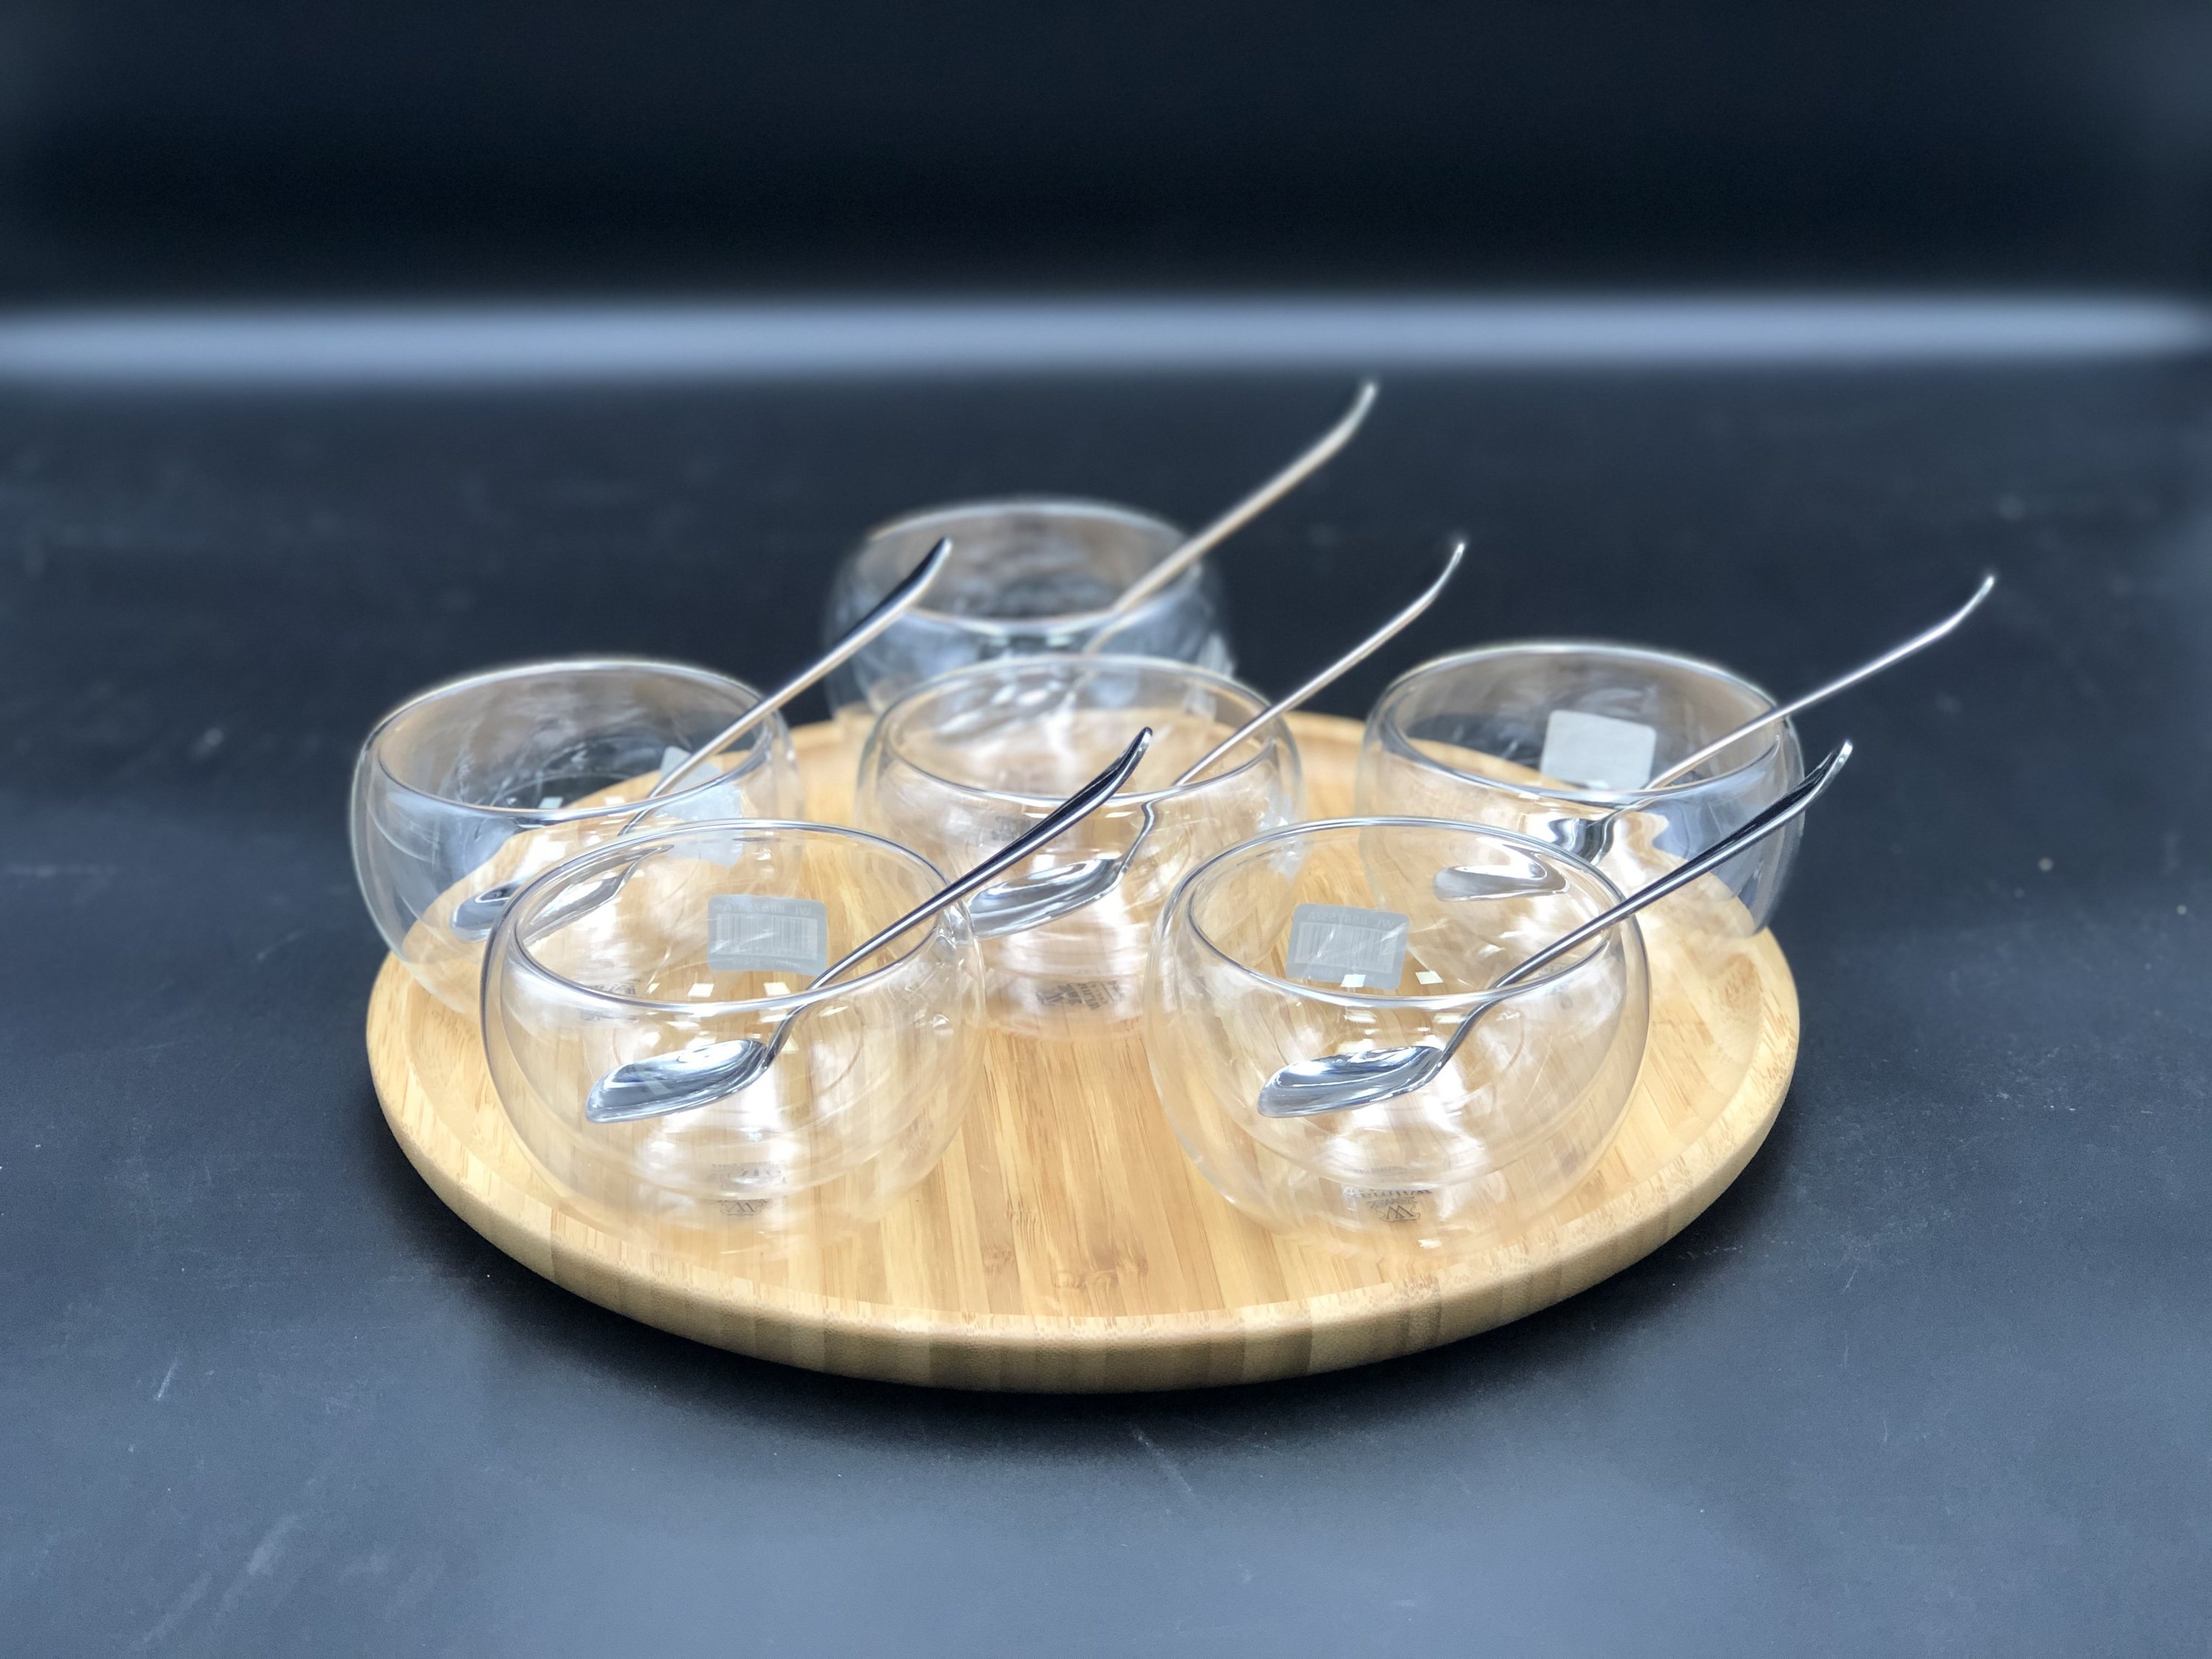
(0, 353, 2207, 1655)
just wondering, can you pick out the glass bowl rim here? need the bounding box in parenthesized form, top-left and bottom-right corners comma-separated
(1371, 639, 1790, 806)
(869, 653, 1294, 809)
(850, 495, 1210, 634)
(1169, 813, 1638, 1012)
(365, 655, 785, 822)
(496, 818, 960, 1015)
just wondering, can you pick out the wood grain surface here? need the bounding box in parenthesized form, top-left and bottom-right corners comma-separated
(366, 713, 1798, 1391)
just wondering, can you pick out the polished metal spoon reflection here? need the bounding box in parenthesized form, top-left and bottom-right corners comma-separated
(922, 381, 1380, 751)
(449, 536, 956, 939)
(577, 726, 1154, 1124)
(1260, 740, 1852, 1118)
(1082, 378, 1377, 653)
(1434, 571, 1991, 900)
(965, 538, 1465, 938)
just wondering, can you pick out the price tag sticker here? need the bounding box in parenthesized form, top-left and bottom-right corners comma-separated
(1285, 903, 1409, 991)
(1539, 709, 1657, 790)
(657, 746, 751, 865)
(707, 894, 828, 978)
(656, 747, 749, 818)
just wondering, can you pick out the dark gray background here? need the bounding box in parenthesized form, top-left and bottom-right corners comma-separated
(0, 351, 2205, 1652)
(2, 1, 2211, 297)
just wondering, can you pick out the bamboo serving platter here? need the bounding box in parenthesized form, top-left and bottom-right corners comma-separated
(366, 712, 1798, 1391)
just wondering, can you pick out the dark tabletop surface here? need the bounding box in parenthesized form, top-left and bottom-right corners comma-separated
(1, 333, 2207, 1655)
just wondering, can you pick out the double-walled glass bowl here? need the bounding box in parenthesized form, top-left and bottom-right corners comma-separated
(821, 498, 1232, 739)
(351, 658, 800, 1012)
(1144, 818, 1649, 1254)
(484, 821, 981, 1250)
(1356, 642, 1805, 931)
(856, 655, 1301, 1033)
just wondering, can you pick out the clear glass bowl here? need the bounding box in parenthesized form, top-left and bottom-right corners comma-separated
(350, 658, 801, 1013)
(1354, 641, 1805, 932)
(821, 498, 1233, 741)
(484, 820, 982, 1251)
(1144, 818, 1649, 1255)
(855, 655, 1301, 1034)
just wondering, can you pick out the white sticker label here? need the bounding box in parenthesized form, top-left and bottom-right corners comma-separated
(657, 745, 751, 865)
(707, 894, 828, 977)
(1285, 903, 1409, 990)
(657, 747, 748, 818)
(1539, 709, 1657, 790)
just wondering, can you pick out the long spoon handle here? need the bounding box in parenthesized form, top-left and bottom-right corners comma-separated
(1433, 742, 1852, 1072)
(807, 726, 1155, 992)
(1643, 573, 1993, 792)
(651, 535, 953, 801)
(1174, 538, 1465, 789)
(967, 538, 1465, 934)
(1085, 379, 1377, 644)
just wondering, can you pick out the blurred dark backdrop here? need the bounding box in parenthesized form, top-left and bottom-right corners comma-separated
(1, 1, 2209, 301)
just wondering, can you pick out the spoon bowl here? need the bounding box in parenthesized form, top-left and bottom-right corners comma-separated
(963, 825, 1146, 939)
(587, 1034, 767, 1124)
(1429, 853, 1571, 902)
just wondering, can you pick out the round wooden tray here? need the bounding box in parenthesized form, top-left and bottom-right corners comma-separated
(367, 712, 1798, 1391)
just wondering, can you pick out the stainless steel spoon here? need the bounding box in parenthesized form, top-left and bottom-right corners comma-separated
(449, 536, 956, 939)
(1259, 740, 1852, 1118)
(577, 726, 1154, 1123)
(1081, 379, 1377, 653)
(964, 538, 1465, 938)
(920, 382, 1380, 751)
(1434, 571, 1991, 900)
